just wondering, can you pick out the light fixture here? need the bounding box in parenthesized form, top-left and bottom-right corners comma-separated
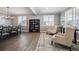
(6, 7, 13, 20)
(5, 7, 11, 19)
(1, 7, 14, 19)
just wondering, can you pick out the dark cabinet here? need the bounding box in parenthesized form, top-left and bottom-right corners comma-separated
(29, 19, 40, 32)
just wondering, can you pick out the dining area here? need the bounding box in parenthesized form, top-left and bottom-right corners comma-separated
(0, 25, 21, 41)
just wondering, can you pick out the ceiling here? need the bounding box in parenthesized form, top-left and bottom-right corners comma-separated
(0, 7, 69, 16)
(0, 7, 34, 16)
(32, 7, 68, 15)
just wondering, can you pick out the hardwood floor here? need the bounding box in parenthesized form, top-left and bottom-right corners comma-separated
(36, 33, 79, 51)
(0, 32, 79, 51)
(0, 33, 40, 51)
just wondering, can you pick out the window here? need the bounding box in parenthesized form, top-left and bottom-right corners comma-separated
(65, 8, 79, 29)
(60, 13, 65, 27)
(0, 16, 11, 26)
(75, 15, 79, 29)
(60, 8, 73, 28)
(18, 16, 27, 26)
(60, 8, 79, 29)
(43, 15, 54, 26)
(75, 8, 79, 29)
(65, 8, 73, 26)
(66, 14, 73, 25)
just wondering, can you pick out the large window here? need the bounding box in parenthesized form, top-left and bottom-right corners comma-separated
(63, 8, 73, 27)
(60, 8, 74, 28)
(18, 16, 27, 26)
(43, 15, 54, 26)
(0, 16, 11, 26)
(60, 8, 79, 30)
(75, 16, 79, 29)
(75, 8, 79, 29)
(66, 13, 73, 26)
(60, 13, 65, 27)
(65, 8, 79, 29)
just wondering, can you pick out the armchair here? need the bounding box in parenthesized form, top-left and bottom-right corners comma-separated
(11, 26, 18, 36)
(46, 25, 57, 35)
(52, 27, 75, 50)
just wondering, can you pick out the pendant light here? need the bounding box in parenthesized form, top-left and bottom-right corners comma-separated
(6, 7, 14, 20)
(6, 7, 10, 19)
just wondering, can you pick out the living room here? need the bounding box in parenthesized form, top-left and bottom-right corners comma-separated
(0, 7, 79, 51)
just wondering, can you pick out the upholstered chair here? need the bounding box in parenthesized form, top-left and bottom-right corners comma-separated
(52, 26, 75, 50)
(46, 25, 57, 35)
